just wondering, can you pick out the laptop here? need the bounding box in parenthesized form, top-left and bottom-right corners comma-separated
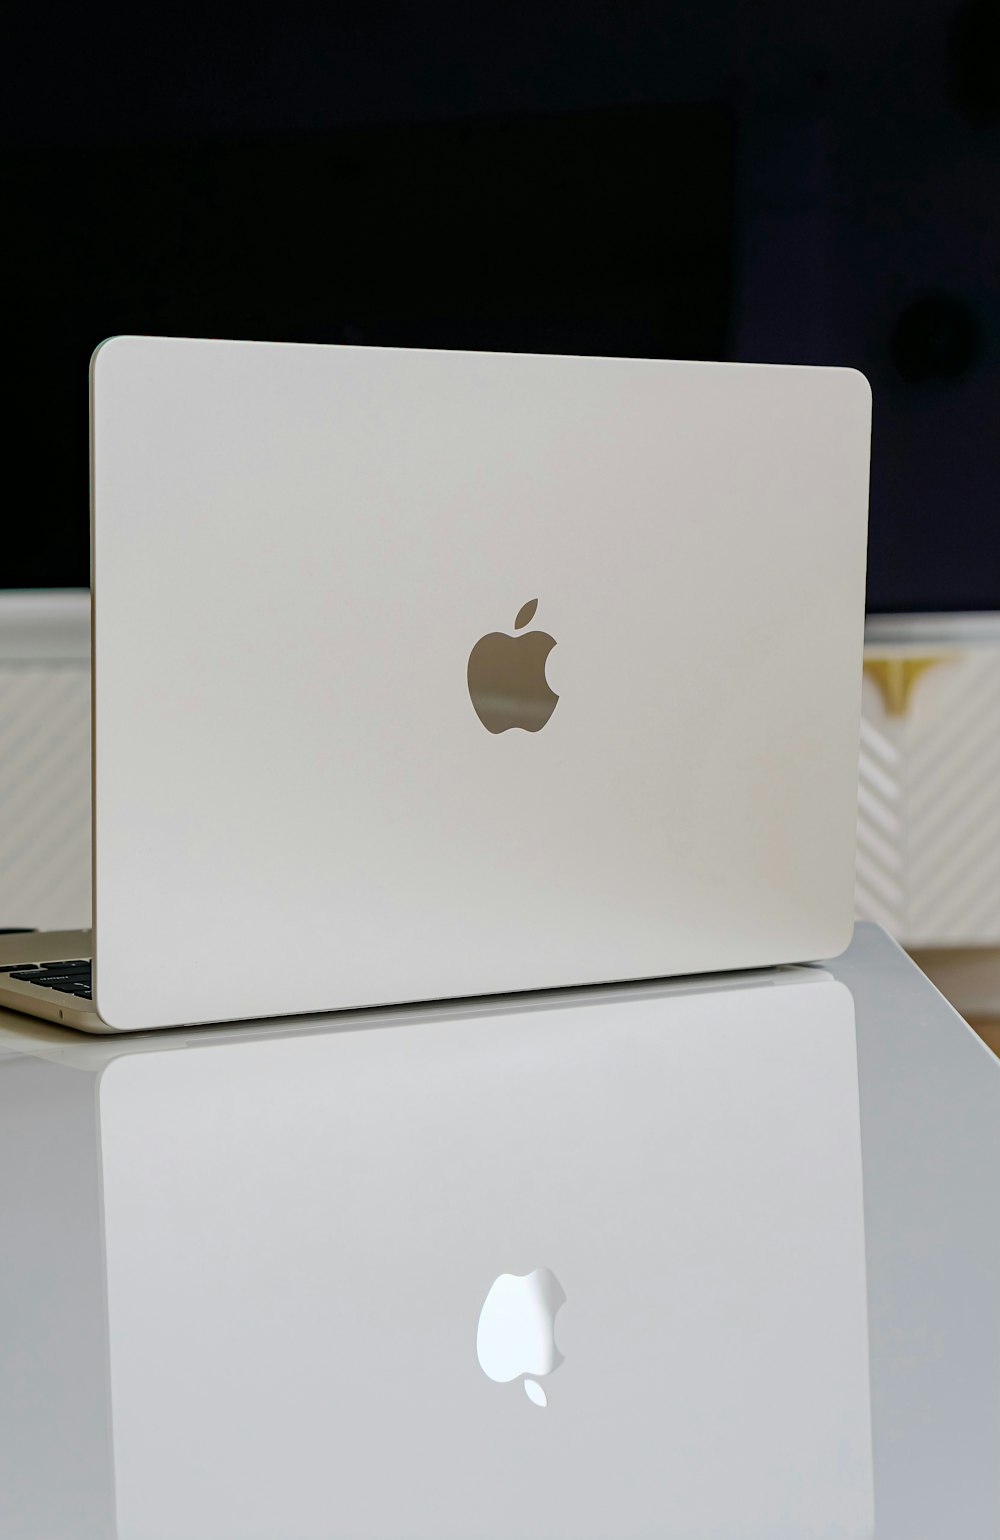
(0, 967, 873, 1537)
(0, 338, 870, 1032)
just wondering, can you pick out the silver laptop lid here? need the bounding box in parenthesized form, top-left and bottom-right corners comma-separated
(91, 339, 870, 1029)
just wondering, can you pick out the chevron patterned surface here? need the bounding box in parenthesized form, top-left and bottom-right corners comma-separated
(855, 710, 907, 936)
(0, 665, 92, 930)
(856, 641, 1000, 948)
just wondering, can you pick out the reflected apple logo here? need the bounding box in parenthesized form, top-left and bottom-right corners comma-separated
(467, 599, 559, 734)
(476, 1267, 566, 1407)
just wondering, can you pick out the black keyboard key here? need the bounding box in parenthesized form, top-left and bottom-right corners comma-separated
(44, 979, 92, 995)
(23, 971, 92, 989)
(9, 969, 48, 981)
(1, 963, 40, 973)
(39, 960, 90, 972)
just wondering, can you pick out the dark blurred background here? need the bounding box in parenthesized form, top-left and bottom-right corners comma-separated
(4, 0, 998, 610)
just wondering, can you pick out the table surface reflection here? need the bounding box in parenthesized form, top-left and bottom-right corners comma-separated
(0, 923, 997, 1539)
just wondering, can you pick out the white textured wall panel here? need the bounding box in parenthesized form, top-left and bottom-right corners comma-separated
(856, 615, 1000, 949)
(855, 713, 906, 936)
(0, 593, 91, 930)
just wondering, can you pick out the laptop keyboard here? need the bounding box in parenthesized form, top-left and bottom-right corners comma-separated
(2, 960, 92, 1000)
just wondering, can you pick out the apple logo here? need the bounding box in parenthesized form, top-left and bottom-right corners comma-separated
(476, 1267, 566, 1407)
(467, 599, 559, 734)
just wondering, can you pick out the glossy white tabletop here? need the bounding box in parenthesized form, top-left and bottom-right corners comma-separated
(0, 923, 996, 1539)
